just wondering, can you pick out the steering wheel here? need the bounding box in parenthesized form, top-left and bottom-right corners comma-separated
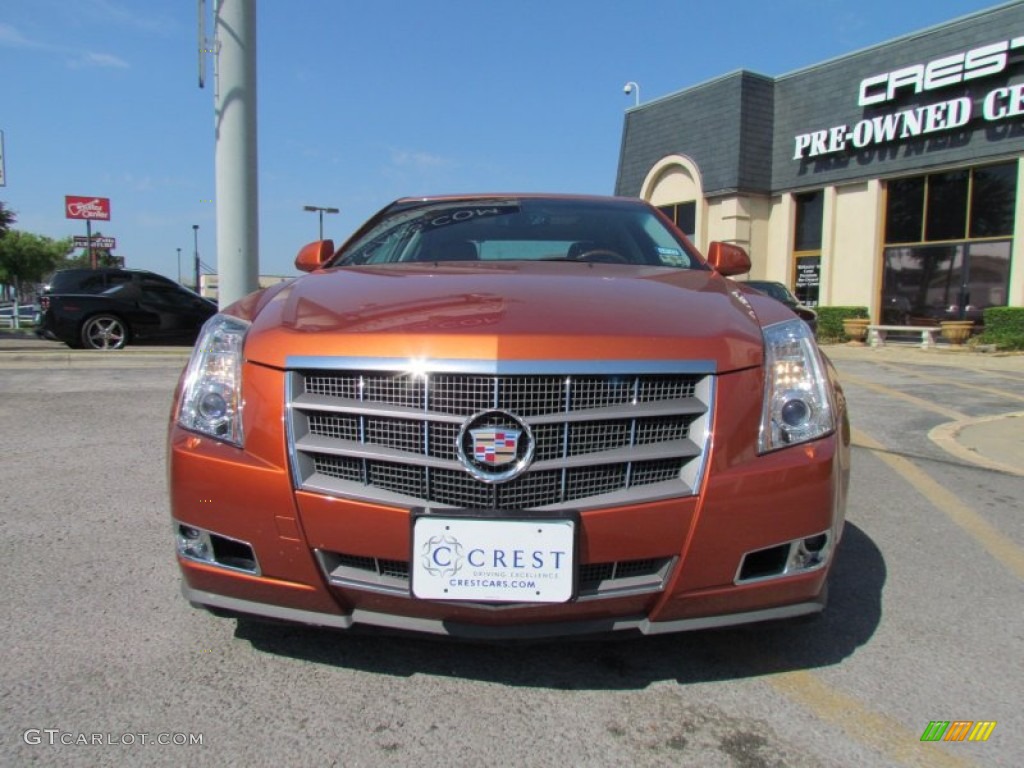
(569, 249, 629, 264)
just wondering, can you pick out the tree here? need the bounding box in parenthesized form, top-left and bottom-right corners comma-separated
(0, 230, 74, 301)
(0, 201, 15, 237)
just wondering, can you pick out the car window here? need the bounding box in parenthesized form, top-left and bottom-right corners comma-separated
(334, 198, 705, 269)
(141, 275, 182, 290)
(76, 274, 109, 293)
(106, 273, 133, 288)
(142, 284, 200, 311)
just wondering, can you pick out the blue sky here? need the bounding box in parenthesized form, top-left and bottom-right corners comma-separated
(0, 0, 1012, 279)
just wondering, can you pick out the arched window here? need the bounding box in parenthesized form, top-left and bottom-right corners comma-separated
(640, 155, 703, 245)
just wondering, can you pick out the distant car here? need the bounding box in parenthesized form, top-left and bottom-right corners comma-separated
(169, 193, 849, 640)
(744, 280, 818, 333)
(37, 268, 217, 350)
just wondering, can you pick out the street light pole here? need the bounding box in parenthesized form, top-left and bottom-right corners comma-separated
(192, 225, 200, 293)
(303, 205, 339, 240)
(624, 81, 640, 107)
(176, 247, 182, 285)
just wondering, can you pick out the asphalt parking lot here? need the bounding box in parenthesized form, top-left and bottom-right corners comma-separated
(0, 337, 1021, 767)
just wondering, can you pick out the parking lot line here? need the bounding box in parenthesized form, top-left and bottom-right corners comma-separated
(768, 669, 978, 768)
(852, 427, 1024, 581)
(839, 372, 967, 421)
(873, 362, 1024, 403)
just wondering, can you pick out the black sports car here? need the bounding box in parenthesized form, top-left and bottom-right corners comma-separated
(38, 268, 217, 350)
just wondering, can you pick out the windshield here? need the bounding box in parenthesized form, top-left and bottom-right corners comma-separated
(332, 197, 705, 269)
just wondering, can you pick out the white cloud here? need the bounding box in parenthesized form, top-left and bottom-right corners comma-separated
(68, 51, 130, 69)
(390, 149, 448, 170)
(0, 22, 52, 50)
(86, 0, 176, 35)
(0, 22, 128, 68)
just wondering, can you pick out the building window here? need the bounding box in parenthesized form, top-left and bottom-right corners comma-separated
(792, 191, 823, 307)
(882, 162, 1016, 325)
(658, 201, 696, 241)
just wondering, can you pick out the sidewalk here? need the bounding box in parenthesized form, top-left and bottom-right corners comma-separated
(823, 341, 1024, 476)
(0, 331, 191, 364)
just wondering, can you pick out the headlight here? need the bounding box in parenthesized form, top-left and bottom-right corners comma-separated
(177, 314, 249, 446)
(759, 319, 834, 453)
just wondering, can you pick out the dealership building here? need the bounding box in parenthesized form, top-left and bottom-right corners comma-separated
(616, 2, 1024, 323)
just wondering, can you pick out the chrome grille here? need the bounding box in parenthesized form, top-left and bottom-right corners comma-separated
(318, 550, 675, 599)
(288, 361, 714, 510)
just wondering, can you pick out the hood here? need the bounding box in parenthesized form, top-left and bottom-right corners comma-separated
(242, 262, 765, 373)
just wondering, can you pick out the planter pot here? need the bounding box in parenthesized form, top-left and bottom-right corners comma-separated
(842, 318, 870, 344)
(940, 320, 974, 346)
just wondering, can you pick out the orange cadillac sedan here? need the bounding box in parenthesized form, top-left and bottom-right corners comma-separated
(169, 194, 850, 639)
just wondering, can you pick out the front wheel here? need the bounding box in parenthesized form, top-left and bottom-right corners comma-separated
(80, 314, 128, 350)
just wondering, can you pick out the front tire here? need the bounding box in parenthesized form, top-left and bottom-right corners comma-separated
(80, 314, 128, 350)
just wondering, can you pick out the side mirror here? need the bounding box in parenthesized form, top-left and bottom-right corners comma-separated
(706, 241, 751, 277)
(295, 240, 335, 272)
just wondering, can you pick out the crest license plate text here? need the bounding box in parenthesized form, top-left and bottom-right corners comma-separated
(412, 517, 575, 603)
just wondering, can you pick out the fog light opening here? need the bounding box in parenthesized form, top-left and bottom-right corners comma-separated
(211, 535, 258, 572)
(175, 522, 259, 574)
(803, 533, 828, 553)
(177, 524, 214, 563)
(737, 544, 790, 582)
(789, 532, 831, 573)
(736, 531, 831, 584)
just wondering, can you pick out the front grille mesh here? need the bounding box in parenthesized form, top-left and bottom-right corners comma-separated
(289, 366, 711, 510)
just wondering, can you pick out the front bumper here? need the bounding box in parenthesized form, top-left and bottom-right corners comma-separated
(181, 581, 827, 639)
(169, 437, 845, 640)
(169, 357, 848, 639)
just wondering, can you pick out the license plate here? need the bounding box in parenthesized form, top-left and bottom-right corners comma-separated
(411, 516, 575, 603)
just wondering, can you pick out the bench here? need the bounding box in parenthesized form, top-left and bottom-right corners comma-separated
(867, 325, 939, 349)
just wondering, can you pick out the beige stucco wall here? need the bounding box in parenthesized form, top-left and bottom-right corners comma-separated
(640, 154, 1022, 312)
(759, 183, 882, 312)
(641, 155, 704, 248)
(764, 194, 794, 283)
(824, 180, 883, 315)
(1012, 158, 1024, 307)
(646, 166, 698, 206)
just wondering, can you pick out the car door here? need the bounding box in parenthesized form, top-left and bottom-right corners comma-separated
(137, 277, 216, 342)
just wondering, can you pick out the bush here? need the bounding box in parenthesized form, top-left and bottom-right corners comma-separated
(977, 306, 1024, 350)
(816, 306, 869, 343)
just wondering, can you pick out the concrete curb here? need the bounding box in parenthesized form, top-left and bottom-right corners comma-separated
(821, 341, 1024, 372)
(929, 412, 1024, 477)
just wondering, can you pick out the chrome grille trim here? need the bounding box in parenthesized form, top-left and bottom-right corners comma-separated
(286, 359, 715, 511)
(316, 550, 676, 601)
(287, 356, 717, 375)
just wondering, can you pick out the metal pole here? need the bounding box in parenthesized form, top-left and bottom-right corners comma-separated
(193, 225, 200, 292)
(87, 219, 95, 269)
(177, 248, 182, 284)
(214, 0, 259, 308)
(303, 205, 339, 241)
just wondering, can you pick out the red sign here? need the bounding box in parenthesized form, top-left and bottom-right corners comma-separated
(65, 196, 111, 221)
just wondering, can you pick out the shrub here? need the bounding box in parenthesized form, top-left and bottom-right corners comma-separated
(816, 306, 869, 343)
(977, 306, 1024, 350)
